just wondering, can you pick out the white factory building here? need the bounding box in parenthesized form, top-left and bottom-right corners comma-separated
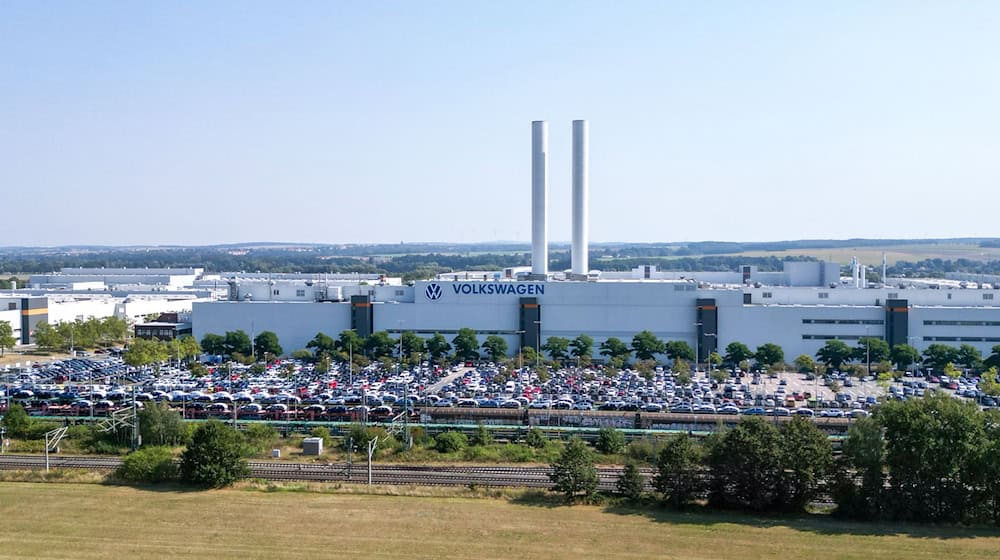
(192, 120, 1000, 361)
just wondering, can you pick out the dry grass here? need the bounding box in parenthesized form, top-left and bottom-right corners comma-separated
(1, 482, 999, 560)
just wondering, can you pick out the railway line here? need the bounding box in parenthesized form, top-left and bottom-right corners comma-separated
(0, 454, 654, 491)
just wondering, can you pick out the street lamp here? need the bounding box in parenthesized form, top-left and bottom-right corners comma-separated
(534, 320, 541, 369)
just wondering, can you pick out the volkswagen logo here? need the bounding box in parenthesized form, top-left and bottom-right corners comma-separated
(425, 283, 443, 300)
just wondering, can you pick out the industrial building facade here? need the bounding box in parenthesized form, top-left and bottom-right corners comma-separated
(192, 278, 1000, 362)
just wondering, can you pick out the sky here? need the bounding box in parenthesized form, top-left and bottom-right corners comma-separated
(1, 1, 998, 247)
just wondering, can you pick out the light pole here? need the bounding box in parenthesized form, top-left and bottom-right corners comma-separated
(534, 320, 542, 369)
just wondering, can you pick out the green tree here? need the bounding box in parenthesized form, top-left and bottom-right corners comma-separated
(305, 332, 336, 357)
(0, 402, 31, 438)
(33, 321, 64, 351)
(616, 462, 646, 501)
(664, 340, 695, 363)
(541, 336, 571, 363)
(957, 343, 983, 371)
(922, 343, 960, 372)
(549, 437, 598, 501)
(243, 423, 280, 455)
(124, 338, 169, 368)
(890, 344, 921, 372)
(816, 340, 853, 371)
(570, 334, 594, 362)
(365, 331, 396, 359)
(595, 427, 626, 455)
(116, 446, 178, 483)
(654, 433, 704, 508)
(425, 332, 452, 362)
(336, 329, 367, 355)
(853, 337, 890, 365)
(878, 393, 985, 522)
(98, 316, 129, 345)
(138, 402, 188, 447)
(710, 369, 728, 384)
(754, 343, 785, 369)
(793, 354, 816, 373)
(253, 331, 282, 360)
(723, 342, 754, 368)
(707, 417, 784, 511)
(481, 335, 508, 362)
(400, 331, 425, 358)
(180, 420, 250, 488)
(981, 367, 1000, 397)
(0, 321, 16, 356)
(452, 328, 480, 362)
(984, 344, 1000, 371)
(708, 351, 723, 370)
(779, 416, 833, 510)
(833, 416, 885, 520)
(222, 330, 252, 357)
(200, 333, 226, 356)
(632, 331, 666, 361)
(599, 337, 631, 362)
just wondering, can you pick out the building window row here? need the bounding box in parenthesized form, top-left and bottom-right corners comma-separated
(923, 320, 1000, 326)
(802, 319, 884, 325)
(802, 334, 866, 340)
(923, 336, 1000, 343)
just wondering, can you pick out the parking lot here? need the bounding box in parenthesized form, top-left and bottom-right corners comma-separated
(3, 350, 996, 425)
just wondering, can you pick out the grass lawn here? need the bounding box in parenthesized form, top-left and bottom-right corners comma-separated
(1, 482, 999, 560)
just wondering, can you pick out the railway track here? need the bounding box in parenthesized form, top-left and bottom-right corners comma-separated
(0, 454, 654, 490)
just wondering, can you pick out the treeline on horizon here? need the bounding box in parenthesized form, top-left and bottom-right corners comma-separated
(2, 239, 1000, 280)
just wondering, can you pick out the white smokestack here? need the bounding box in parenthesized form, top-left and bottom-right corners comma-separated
(571, 120, 589, 277)
(531, 120, 548, 277)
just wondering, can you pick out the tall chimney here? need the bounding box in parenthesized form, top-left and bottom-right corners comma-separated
(571, 119, 589, 277)
(531, 120, 548, 277)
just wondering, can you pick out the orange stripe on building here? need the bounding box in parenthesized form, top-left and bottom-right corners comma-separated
(20, 308, 47, 316)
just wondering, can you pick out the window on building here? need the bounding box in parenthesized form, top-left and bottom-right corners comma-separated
(7, 303, 15, 310)
(818, 292, 829, 299)
(947, 293, 952, 300)
(296, 289, 306, 297)
(273, 289, 280, 296)
(984, 293, 994, 300)
(762, 292, 772, 299)
(395, 289, 405, 296)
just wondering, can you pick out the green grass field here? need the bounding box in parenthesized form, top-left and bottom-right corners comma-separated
(1, 482, 998, 560)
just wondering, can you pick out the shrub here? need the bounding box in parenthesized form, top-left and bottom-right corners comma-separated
(117, 446, 178, 483)
(625, 439, 661, 463)
(434, 431, 468, 453)
(525, 427, 547, 449)
(243, 423, 279, 455)
(139, 402, 188, 447)
(0, 403, 31, 438)
(469, 424, 494, 447)
(309, 426, 332, 447)
(595, 427, 626, 455)
(180, 421, 249, 488)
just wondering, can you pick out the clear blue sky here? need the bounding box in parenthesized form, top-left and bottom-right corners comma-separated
(2, 1, 998, 246)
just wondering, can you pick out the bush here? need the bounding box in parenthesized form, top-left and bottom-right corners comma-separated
(434, 431, 468, 453)
(469, 424, 494, 447)
(525, 427, 547, 449)
(243, 423, 279, 455)
(625, 439, 662, 463)
(180, 421, 250, 488)
(309, 426, 332, 448)
(595, 427, 626, 455)
(0, 403, 31, 438)
(139, 402, 188, 447)
(117, 446, 178, 483)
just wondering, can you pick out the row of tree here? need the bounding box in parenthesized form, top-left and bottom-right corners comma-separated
(33, 317, 129, 352)
(550, 395, 1000, 526)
